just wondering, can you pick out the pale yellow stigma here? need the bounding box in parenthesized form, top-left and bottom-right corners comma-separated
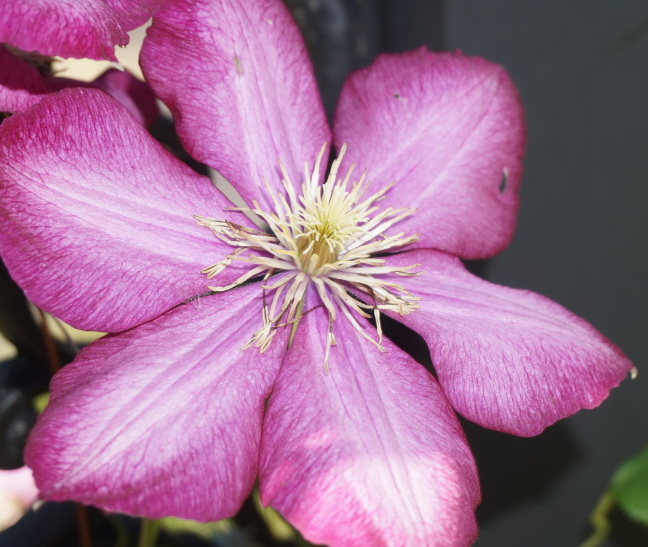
(196, 143, 421, 369)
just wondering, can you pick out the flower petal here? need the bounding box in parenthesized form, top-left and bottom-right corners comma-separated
(384, 249, 633, 436)
(140, 0, 331, 210)
(0, 46, 50, 113)
(0, 87, 255, 332)
(333, 49, 525, 259)
(91, 69, 159, 127)
(0, 467, 38, 508)
(48, 69, 160, 127)
(259, 300, 479, 546)
(45, 68, 160, 127)
(26, 283, 284, 521)
(106, 0, 171, 31)
(0, 466, 38, 532)
(0, 0, 127, 60)
(0, 47, 158, 126)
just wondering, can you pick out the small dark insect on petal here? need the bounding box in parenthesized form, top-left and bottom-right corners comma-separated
(499, 167, 509, 194)
(393, 93, 400, 99)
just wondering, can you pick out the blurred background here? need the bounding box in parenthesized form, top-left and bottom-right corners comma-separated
(1, 1, 647, 546)
(443, 3, 647, 546)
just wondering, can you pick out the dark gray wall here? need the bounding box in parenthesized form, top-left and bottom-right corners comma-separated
(445, 2, 648, 545)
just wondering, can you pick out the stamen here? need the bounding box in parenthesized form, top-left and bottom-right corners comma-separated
(196, 143, 421, 363)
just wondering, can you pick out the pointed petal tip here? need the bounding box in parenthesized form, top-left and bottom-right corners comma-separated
(384, 249, 635, 437)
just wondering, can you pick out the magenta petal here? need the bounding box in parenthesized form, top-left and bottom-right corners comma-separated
(141, 0, 331, 210)
(106, 0, 171, 31)
(82, 69, 159, 127)
(0, 88, 255, 332)
(385, 249, 633, 436)
(0, 46, 51, 113)
(26, 284, 284, 521)
(0, 47, 158, 126)
(259, 302, 479, 546)
(0, 0, 127, 60)
(334, 49, 525, 259)
(46, 70, 159, 127)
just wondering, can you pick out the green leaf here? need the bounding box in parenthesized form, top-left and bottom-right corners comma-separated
(252, 491, 296, 542)
(32, 392, 50, 414)
(158, 516, 233, 539)
(137, 519, 160, 547)
(611, 445, 648, 526)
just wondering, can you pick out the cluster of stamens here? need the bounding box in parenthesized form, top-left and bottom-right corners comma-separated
(196, 144, 421, 369)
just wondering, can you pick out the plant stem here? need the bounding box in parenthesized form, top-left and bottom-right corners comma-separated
(75, 504, 93, 547)
(137, 518, 160, 547)
(580, 490, 615, 547)
(37, 308, 61, 373)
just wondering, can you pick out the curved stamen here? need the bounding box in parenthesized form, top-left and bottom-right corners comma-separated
(196, 143, 421, 367)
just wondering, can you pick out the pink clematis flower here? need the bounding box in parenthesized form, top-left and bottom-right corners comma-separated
(0, 0, 168, 60)
(0, 45, 159, 126)
(0, 0, 632, 545)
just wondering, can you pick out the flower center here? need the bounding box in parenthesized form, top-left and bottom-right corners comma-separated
(196, 144, 420, 368)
